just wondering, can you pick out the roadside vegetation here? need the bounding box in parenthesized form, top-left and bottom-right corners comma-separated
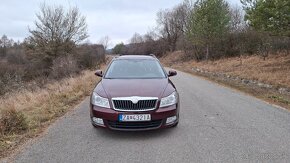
(0, 70, 99, 157)
(111, 0, 289, 108)
(112, 0, 289, 59)
(0, 5, 105, 96)
(161, 51, 290, 109)
(0, 4, 104, 158)
(162, 51, 290, 89)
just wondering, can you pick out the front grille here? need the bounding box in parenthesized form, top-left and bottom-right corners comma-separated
(107, 120, 162, 130)
(112, 99, 157, 111)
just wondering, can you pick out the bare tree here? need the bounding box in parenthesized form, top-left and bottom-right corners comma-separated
(174, 2, 193, 34)
(157, 9, 179, 52)
(98, 36, 111, 50)
(27, 4, 88, 63)
(0, 35, 14, 57)
(143, 29, 158, 42)
(230, 6, 246, 33)
(156, 1, 192, 52)
(130, 33, 144, 44)
(0, 35, 9, 48)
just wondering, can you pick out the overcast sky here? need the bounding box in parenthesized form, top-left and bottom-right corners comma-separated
(0, 0, 241, 48)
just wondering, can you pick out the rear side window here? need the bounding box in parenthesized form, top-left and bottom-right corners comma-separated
(105, 59, 166, 79)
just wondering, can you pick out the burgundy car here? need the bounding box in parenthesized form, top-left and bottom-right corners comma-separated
(90, 55, 179, 131)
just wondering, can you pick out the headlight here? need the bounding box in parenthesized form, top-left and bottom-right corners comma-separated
(91, 92, 110, 108)
(160, 91, 178, 108)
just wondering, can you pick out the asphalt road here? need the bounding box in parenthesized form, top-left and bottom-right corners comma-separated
(12, 70, 290, 163)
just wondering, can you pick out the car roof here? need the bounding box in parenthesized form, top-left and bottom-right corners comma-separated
(114, 55, 156, 60)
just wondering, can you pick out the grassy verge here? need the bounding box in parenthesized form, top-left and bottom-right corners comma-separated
(162, 51, 290, 88)
(171, 65, 290, 110)
(0, 70, 99, 158)
(161, 51, 290, 111)
(169, 66, 290, 110)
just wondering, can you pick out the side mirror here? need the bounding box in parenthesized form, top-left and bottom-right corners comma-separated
(95, 70, 103, 77)
(168, 70, 177, 77)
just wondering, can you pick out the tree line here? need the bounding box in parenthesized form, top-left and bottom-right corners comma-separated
(0, 4, 105, 96)
(113, 0, 290, 60)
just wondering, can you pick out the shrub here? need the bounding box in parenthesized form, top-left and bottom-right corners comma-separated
(6, 48, 27, 65)
(76, 44, 105, 69)
(50, 55, 80, 79)
(0, 63, 25, 95)
(0, 109, 28, 135)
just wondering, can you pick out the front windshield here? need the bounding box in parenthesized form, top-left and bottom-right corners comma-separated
(105, 59, 166, 79)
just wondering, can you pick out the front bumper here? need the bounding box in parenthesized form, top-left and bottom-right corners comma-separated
(90, 104, 179, 131)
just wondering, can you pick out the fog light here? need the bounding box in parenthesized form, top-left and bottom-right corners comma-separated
(92, 117, 104, 126)
(166, 116, 177, 125)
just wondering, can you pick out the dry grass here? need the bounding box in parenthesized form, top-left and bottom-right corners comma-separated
(195, 53, 289, 88)
(161, 51, 290, 110)
(0, 69, 99, 158)
(162, 51, 290, 88)
(160, 51, 186, 66)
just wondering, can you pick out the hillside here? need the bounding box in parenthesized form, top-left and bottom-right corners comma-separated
(161, 51, 290, 109)
(162, 51, 290, 88)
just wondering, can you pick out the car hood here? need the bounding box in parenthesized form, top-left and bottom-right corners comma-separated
(100, 78, 168, 99)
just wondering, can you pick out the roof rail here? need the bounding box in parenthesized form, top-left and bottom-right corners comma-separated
(118, 54, 157, 58)
(148, 54, 157, 58)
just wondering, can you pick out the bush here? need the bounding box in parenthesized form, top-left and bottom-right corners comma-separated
(114, 40, 168, 57)
(6, 48, 27, 65)
(0, 63, 25, 95)
(76, 44, 105, 69)
(50, 55, 80, 79)
(0, 109, 28, 135)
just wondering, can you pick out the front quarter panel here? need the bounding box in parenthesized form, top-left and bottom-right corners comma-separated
(162, 78, 177, 97)
(93, 80, 107, 98)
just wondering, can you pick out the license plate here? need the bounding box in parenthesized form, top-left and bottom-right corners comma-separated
(119, 114, 151, 122)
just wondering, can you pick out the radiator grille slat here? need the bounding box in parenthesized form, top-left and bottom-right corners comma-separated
(113, 99, 157, 111)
